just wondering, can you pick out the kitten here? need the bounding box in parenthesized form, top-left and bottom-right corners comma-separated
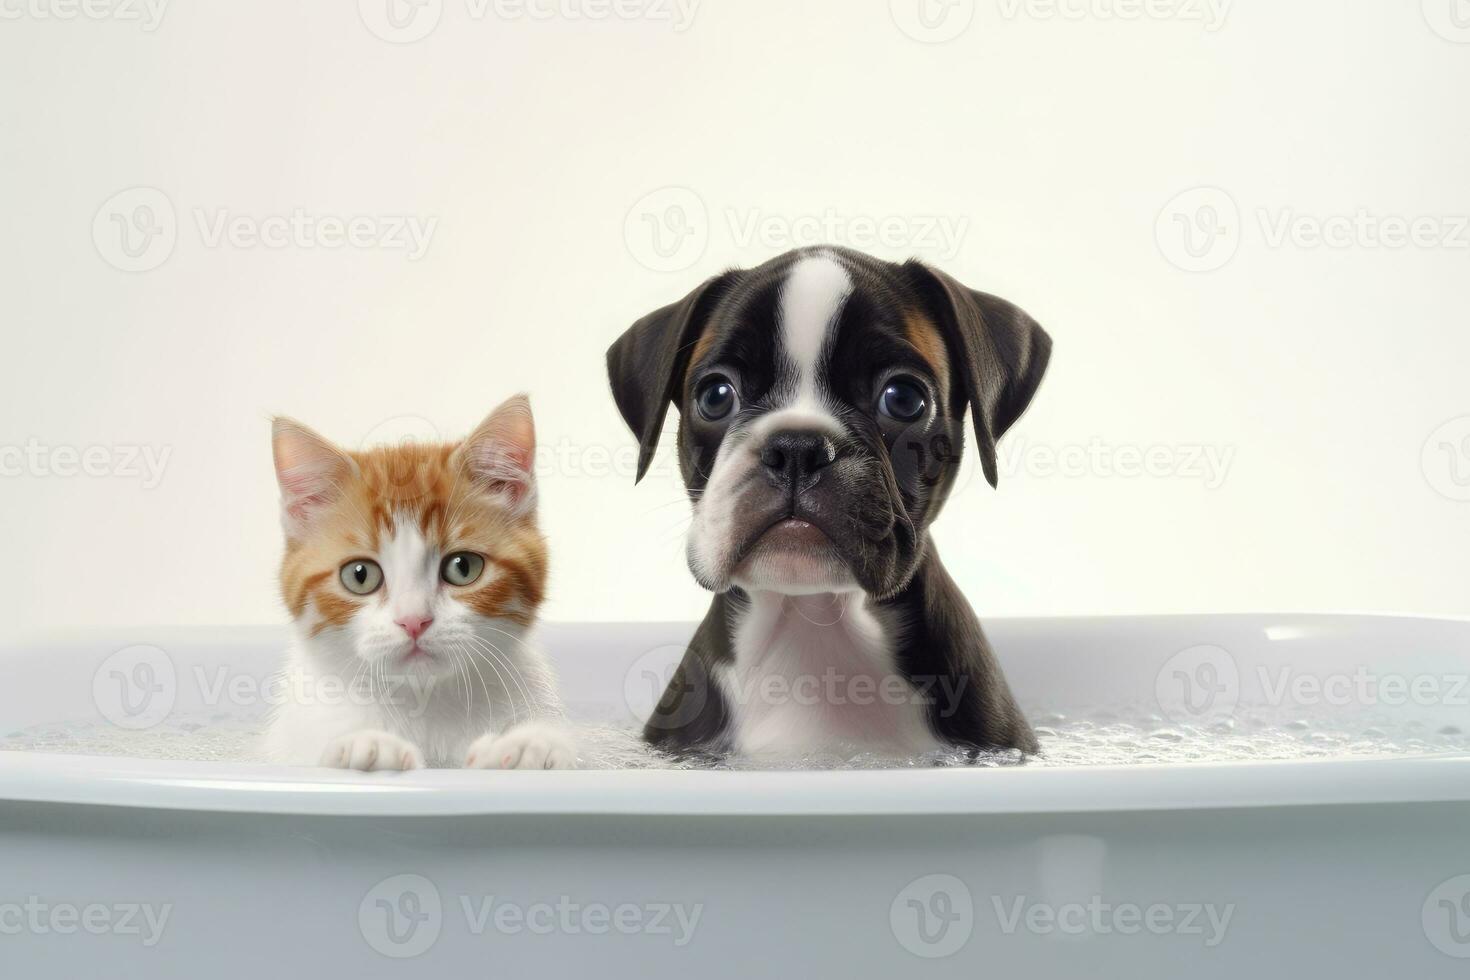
(263, 395, 577, 771)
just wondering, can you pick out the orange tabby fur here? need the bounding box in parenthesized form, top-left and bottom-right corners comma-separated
(278, 441, 548, 637)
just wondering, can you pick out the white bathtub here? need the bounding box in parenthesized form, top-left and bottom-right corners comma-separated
(2, 615, 1468, 977)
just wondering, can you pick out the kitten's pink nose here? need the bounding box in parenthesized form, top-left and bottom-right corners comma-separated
(396, 615, 433, 640)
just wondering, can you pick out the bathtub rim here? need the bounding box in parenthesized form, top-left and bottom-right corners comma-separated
(1, 750, 1468, 818)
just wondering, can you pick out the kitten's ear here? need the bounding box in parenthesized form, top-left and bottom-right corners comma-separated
(271, 418, 355, 539)
(456, 394, 537, 517)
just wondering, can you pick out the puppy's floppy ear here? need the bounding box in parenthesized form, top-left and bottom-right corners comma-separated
(606, 272, 736, 483)
(907, 262, 1052, 489)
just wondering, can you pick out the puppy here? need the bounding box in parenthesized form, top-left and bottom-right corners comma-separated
(608, 247, 1050, 759)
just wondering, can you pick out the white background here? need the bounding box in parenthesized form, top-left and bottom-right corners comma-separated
(1, 0, 1467, 639)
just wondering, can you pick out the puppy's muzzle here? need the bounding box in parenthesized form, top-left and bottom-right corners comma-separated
(758, 429, 838, 494)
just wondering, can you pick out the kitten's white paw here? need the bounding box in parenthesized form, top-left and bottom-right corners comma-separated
(321, 729, 424, 772)
(466, 723, 578, 770)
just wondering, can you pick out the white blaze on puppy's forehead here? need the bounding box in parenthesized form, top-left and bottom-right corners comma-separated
(687, 254, 855, 591)
(777, 253, 853, 404)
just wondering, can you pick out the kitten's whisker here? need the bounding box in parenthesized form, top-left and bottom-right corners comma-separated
(447, 644, 471, 715)
(460, 639, 523, 727)
(460, 637, 531, 721)
(462, 633, 542, 724)
(376, 658, 408, 731)
(470, 629, 555, 714)
(640, 497, 697, 516)
(451, 640, 495, 726)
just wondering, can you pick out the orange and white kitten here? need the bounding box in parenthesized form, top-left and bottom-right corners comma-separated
(263, 395, 577, 771)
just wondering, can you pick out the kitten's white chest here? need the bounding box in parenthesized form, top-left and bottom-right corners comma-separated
(720, 594, 941, 758)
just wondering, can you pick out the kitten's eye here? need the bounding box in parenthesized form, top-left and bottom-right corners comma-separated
(339, 560, 383, 596)
(878, 378, 928, 423)
(695, 377, 738, 422)
(441, 551, 485, 587)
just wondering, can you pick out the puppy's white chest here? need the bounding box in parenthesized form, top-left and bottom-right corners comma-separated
(720, 594, 942, 758)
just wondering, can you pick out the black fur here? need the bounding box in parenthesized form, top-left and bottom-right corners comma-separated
(607, 247, 1050, 756)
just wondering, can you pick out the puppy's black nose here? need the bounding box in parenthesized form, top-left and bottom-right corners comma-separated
(760, 430, 836, 488)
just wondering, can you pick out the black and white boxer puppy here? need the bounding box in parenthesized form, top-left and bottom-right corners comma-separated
(607, 246, 1050, 759)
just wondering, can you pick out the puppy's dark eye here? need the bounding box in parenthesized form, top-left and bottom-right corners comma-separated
(695, 377, 738, 422)
(878, 378, 928, 422)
